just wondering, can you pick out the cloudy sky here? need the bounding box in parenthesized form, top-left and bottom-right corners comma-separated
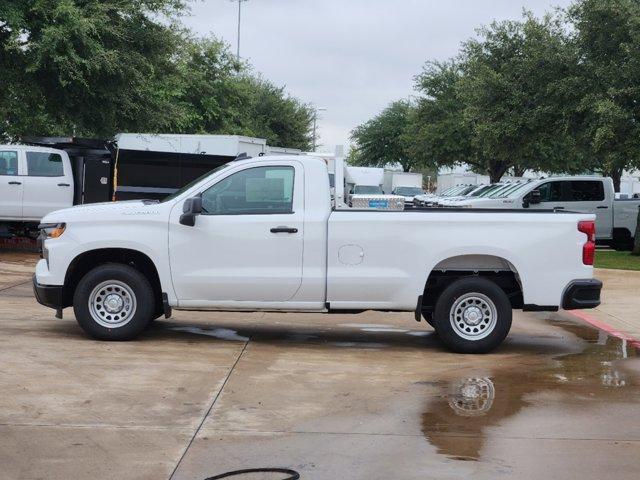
(183, 0, 574, 151)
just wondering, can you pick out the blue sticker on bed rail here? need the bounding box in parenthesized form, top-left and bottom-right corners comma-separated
(368, 200, 388, 208)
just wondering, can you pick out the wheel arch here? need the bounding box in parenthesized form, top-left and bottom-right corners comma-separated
(62, 248, 163, 311)
(421, 254, 524, 315)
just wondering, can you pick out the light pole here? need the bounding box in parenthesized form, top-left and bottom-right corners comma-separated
(231, 0, 249, 61)
(312, 107, 327, 151)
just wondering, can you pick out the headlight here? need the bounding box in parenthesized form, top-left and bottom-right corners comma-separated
(38, 222, 66, 239)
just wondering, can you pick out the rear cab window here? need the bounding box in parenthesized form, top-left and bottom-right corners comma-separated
(566, 181, 604, 201)
(0, 151, 19, 176)
(26, 151, 64, 177)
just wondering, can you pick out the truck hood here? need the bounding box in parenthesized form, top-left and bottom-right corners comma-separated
(40, 200, 164, 224)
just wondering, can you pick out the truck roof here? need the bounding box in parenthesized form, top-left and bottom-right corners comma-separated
(0, 144, 68, 154)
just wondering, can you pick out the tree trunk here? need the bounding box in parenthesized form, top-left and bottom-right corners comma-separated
(489, 163, 509, 184)
(513, 166, 526, 177)
(609, 167, 623, 193)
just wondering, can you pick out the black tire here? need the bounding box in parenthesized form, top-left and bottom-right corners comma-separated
(73, 263, 155, 340)
(432, 277, 512, 354)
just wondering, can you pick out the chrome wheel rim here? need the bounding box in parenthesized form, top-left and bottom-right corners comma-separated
(88, 280, 137, 328)
(449, 292, 497, 340)
(448, 377, 495, 416)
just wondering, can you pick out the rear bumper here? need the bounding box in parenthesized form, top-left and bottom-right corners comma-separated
(562, 279, 602, 310)
(32, 275, 64, 310)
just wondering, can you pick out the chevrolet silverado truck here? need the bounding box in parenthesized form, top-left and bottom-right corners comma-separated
(33, 155, 602, 353)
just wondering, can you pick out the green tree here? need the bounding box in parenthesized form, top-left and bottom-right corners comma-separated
(0, 0, 188, 138)
(231, 75, 314, 150)
(350, 100, 418, 172)
(568, 0, 640, 191)
(410, 61, 476, 174)
(0, 1, 314, 149)
(411, 13, 584, 183)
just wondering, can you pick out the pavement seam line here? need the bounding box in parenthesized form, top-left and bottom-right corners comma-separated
(0, 279, 31, 292)
(168, 340, 250, 480)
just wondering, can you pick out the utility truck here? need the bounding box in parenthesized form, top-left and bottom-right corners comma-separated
(33, 152, 601, 353)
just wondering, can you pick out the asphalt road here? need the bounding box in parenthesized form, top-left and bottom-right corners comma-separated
(1, 253, 639, 479)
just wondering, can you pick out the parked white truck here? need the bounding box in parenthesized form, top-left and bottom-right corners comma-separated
(382, 171, 424, 206)
(0, 145, 74, 229)
(453, 176, 640, 246)
(33, 155, 602, 353)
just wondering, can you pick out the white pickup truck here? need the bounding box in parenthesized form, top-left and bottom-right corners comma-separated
(453, 176, 640, 247)
(33, 155, 602, 353)
(0, 145, 74, 228)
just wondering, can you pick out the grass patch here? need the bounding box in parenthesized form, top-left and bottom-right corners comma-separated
(595, 250, 640, 271)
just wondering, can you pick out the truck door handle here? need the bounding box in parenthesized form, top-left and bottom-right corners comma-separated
(57, 183, 70, 187)
(270, 226, 298, 234)
(596, 206, 608, 209)
(8, 181, 21, 185)
(554, 206, 565, 210)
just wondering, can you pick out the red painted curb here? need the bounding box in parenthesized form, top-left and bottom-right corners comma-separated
(565, 309, 640, 349)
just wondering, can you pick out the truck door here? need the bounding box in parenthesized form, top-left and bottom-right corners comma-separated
(0, 150, 24, 219)
(22, 151, 74, 220)
(536, 180, 611, 239)
(169, 162, 304, 303)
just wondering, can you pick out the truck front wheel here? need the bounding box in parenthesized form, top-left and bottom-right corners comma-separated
(73, 263, 155, 340)
(432, 277, 512, 354)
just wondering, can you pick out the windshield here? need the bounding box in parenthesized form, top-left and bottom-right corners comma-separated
(476, 184, 503, 197)
(468, 185, 493, 197)
(353, 185, 383, 194)
(394, 187, 423, 196)
(490, 183, 527, 198)
(439, 186, 459, 196)
(441, 185, 467, 196)
(495, 182, 531, 199)
(455, 185, 477, 196)
(484, 184, 514, 198)
(161, 163, 231, 202)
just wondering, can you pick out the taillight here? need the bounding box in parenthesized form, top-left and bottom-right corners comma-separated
(578, 220, 595, 265)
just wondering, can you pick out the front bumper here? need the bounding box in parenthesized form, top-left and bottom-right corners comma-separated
(32, 275, 64, 311)
(562, 279, 602, 310)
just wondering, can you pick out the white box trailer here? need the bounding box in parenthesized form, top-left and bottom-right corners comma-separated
(114, 133, 268, 158)
(344, 166, 384, 188)
(382, 171, 423, 194)
(436, 173, 488, 193)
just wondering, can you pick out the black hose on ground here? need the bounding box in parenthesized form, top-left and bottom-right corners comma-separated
(205, 467, 300, 479)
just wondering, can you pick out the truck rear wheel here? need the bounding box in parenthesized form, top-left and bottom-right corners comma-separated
(73, 263, 155, 340)
(432, 277, 512, 354)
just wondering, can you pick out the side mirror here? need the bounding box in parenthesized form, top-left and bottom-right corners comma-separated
(529, 189, 541, 205)
(179, 197, 203, 226)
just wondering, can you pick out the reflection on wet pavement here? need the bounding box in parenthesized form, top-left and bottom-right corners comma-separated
(421, 317, 639, 461)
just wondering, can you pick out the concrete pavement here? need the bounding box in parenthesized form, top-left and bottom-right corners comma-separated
(1, 253, 639, 479)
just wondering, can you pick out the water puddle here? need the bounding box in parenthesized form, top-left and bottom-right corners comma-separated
(420, 318, 640, 461)
(168, 326, 249, 342)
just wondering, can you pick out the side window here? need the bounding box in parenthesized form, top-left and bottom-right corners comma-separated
(26, 152, 64, 177)
(566, 181, 604, 201)
(536, 181, 563, 202)
(201, 166, 294, 215)
(0, 151, 18, 176)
